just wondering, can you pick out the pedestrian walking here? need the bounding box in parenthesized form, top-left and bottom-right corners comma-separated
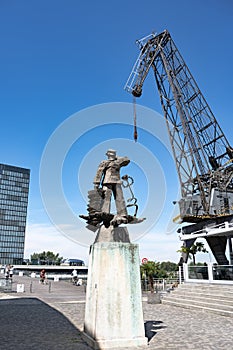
(40, 269, 46, 284)
(9, 265, 14, 280)
(5, 265, 10, 280)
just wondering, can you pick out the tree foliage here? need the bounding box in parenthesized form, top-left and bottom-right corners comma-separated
(30, 251, 63, 265)
(140, 260, 178, 293)
(159, 261, 178, 275)
(140, 261, 159, 293)
(177, 242, 208, 265)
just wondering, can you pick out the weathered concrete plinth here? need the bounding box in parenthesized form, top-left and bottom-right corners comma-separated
(83, 240, 147, 349)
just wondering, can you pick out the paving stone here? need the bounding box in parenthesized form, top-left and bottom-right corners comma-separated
(0, 275, 233, 349)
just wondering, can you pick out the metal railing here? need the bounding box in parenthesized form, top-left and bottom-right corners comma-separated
(141, 278, 179, 293)
(182, 263, 233, 283)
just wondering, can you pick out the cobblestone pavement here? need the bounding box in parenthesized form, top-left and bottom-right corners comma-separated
(1, 275, 233, 349)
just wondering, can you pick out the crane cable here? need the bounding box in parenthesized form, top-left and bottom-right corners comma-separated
(133, 96, 138, 142)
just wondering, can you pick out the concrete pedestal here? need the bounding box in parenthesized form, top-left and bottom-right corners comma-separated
(83, 242, 147, 349)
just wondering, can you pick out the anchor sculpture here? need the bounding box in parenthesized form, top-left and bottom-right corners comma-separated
(121, 174, 138, 217)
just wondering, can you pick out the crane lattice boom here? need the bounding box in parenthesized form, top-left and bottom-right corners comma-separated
(125, 30, 233, 223)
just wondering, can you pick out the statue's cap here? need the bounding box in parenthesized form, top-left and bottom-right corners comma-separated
(106, 149, 117, 157)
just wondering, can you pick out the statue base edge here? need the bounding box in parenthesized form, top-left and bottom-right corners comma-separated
(82, 332, 148, 349)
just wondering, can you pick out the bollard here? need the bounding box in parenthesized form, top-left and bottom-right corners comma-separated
(30, 281, 33, 293)
(17, 284, 25, 293)
(48, 281, 51, 293)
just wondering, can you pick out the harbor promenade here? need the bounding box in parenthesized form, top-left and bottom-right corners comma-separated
(1, 274, 233, 349)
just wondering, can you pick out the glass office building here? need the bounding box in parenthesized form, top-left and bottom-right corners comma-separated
(0, 164, 30, 265)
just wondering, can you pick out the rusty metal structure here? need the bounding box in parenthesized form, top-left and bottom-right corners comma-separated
(125, 30, 233, 264)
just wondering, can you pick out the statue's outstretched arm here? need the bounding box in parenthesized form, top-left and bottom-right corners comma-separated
(116, 157, 130, 168)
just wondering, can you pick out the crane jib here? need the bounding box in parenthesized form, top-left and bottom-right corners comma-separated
(125, 29, 233, 223)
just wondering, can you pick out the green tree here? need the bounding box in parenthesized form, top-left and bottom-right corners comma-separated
(177, 242, 208, 265)
(159, 261, 178, 277)
(30, 251, 63, 265)
(140, 261, 160, 293)
(159, 261, 178, 272)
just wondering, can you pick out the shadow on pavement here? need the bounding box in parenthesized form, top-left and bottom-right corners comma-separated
(144, 320, 167, 343)
(0, 297, 91, 350)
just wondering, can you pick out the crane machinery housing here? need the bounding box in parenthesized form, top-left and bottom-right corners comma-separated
(125, 30, 233, 265)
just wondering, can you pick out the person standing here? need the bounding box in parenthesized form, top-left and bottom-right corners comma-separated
(9, 265, 14, 280)
(40, 269, 46, 284)
(71, 269, 78, 284)
(5, 265, 10, 280)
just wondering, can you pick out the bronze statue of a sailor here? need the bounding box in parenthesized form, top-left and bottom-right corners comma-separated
(94, 149, 129, 219)
(80, 149, 145, 228)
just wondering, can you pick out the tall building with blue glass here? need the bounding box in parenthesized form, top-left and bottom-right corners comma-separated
(0, 164, 30, 265)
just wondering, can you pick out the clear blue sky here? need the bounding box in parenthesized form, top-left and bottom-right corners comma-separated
(1, 0, 233, 264)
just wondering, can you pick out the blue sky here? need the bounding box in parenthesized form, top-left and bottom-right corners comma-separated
(1, 0, 233, 264)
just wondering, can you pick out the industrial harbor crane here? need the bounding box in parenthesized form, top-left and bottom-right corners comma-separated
(125, 30, 233, 264)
